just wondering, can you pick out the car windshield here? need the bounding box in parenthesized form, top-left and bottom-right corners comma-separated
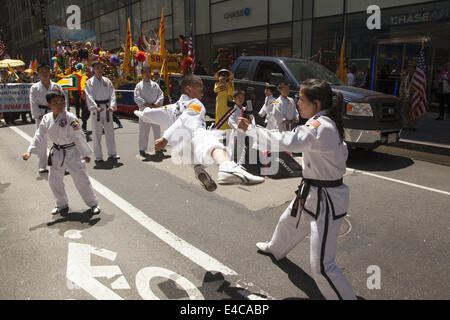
(284, 61, 344, 85)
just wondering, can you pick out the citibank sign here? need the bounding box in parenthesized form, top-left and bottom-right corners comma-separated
(224, 8, 251, 19)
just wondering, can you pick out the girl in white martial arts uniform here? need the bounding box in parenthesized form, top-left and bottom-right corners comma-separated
(23, 91, 100, 215)
(238, 79, 356, 300)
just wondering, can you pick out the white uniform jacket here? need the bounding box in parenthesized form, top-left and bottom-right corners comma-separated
(84, 76, 117, 111)
(162, 98, 206, 145)
(29, 81, 64, 120)
(247, 110, 349, 218)
(27, 111, 93, 161)
(272, 96, 299, 131)
(134, 80, 164, 111)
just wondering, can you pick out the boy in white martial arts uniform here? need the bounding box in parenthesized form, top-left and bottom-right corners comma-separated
(258, 83, 277, 130)
(84, 61, 120, 163)
(239, 79, 356, 300)
(23, 91, 101, 215)
(272, 82, 299, 132)
(152, 74, 265, 191)
(134, 65, 164, 156)
(29, 64, 64, 173)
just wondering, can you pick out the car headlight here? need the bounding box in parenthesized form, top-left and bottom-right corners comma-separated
(346, 103, 374, 117)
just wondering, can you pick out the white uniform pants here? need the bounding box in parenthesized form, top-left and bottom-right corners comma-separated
(48, 149, 98, 209)
(267, 199, 356, 300)
(35, 120, 48, 170)
(91, 107, 117, 160)
(139, 118, 161, 152)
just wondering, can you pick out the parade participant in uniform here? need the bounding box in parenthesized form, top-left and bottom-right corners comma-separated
(29, 64, 64, 173)
(400, 61, 417, 131)
(238, 79, 356, 300)
(272, 82, 299, 132)
(22, 90, 100, 215)
(258, 83, 278, 130)
(153, 74, 265, 190)
(84, 60, 120, 162)
(134, 65, 164, 156)
(214, 69, 234, 130)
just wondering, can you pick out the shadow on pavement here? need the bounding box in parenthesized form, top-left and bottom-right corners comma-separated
(29, 209, 114, 237)
(347, 149, 414, 172)
(93, 158, 124, 170)
(157, 271, 268, 300)
(141, 152, 171, 163)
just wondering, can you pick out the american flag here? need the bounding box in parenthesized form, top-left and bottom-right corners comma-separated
(188, 23, 196, 70)
(411, 44, 427, 119)
(0, 41, 5, 58)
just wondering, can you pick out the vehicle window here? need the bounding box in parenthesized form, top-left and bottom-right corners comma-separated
(234, 60, 251, 79)
(255, 62, 285, 83)
(284, 61, 343, 85)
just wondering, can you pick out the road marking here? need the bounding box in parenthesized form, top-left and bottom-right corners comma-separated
(10, 126, 237, 276)
(347, 168, 450, 196)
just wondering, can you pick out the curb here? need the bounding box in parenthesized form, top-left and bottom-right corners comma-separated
(393, 139, 450, 157)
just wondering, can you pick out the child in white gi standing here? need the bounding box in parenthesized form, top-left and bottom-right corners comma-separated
(134, 65, 164, 156)
(23, 91, 100, 215)
(238, 79, 356, 300)
(272, 82, 299, 132)
(29, 64, 64, 173)
(258, 84, 277, 130)
(84, 61, 120, 163)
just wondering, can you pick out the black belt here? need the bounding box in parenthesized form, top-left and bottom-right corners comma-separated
(95, 100, 111, 122)
(48, 143, 76, 167)
(290, 178, 345, 226)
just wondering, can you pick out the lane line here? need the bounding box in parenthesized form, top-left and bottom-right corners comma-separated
(346, 168, 450, 196)
(9, 126, 238, 276)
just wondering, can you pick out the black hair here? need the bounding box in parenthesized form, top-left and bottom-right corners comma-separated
(265, 83, 277, 93)
(180, 73, 202, 92)
(46, 90, 66, 103)
(277, 81, 290, 89)
(37, 64, 51, 72)
(179, 35, 185, 40)
(300, 79, 345, 141)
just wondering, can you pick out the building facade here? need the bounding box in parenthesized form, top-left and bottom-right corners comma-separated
(2, 0, 449, 97)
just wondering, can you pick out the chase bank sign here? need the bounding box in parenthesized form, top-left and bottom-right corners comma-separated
(224, 8, 251, 19)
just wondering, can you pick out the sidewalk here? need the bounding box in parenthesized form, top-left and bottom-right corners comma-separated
(396, 112, 450, 156)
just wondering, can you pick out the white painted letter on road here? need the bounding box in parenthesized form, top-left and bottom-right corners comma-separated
(66, 243, 130, 300)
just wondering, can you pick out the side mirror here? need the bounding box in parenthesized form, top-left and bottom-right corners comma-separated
(270, 72, 284, 85)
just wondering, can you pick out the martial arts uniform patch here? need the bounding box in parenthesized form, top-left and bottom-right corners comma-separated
(306, 119, 321, 129)
(71, 120, 81, 131)
(188, 104, 202, 114)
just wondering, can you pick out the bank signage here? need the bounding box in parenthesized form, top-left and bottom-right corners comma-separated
(224, 8, 251, 19)
(211, 0, 268, 33)
(384, 7, 450, 26)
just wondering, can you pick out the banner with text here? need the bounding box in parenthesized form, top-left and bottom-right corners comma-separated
(0, 83, 32, 113)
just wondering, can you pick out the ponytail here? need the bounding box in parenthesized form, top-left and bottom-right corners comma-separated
(300, 79, 346, 142)
(327, 92, 345, 142)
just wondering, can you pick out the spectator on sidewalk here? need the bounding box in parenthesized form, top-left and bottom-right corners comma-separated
(437, 63, 450, 121)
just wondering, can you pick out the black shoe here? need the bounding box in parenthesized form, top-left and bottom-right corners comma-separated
(435, 117, 444, 121)
(39, 168, 49, 174)
(139, 151, 146, 157)
(52, 206, 69, 215)
(95, 159, 104, 164)
(64, 170, 70, 176)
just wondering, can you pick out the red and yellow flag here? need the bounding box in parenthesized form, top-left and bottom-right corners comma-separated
(122, 18, 132, 78)
(32, 60, 39, 73)
(159, 8, 169, 95)
(159, 8, 166, 58)
(336, 36, 348, 85)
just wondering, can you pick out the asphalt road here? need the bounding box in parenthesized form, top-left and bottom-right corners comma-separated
(0, 117, 449, 300)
